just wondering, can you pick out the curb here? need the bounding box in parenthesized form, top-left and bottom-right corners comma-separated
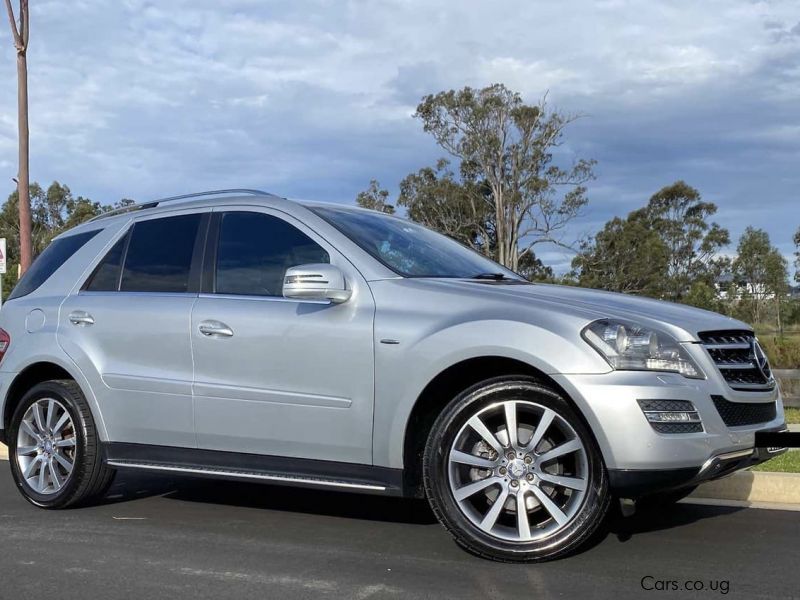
(690, 470, 800, 505)
(0, 444, 6, 461)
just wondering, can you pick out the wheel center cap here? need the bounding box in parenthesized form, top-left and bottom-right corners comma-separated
(508, 459, 526, 479)
(44, 440, 54, 454)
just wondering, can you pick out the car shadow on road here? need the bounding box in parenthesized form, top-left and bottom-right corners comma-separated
(603, 501, 744, 543)
(103, 471, 745, 539)
(104, 471, 439, 525)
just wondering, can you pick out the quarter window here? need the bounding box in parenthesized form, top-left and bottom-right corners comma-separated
(8, 230, 100, 299)
(120, 214, 202, 293)
(215, 211, 330, 297)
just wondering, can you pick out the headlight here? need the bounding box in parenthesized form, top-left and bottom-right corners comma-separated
(582, 319, 703, 379)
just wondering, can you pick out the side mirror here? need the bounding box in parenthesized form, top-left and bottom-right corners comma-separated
(282, 263, 352, 304)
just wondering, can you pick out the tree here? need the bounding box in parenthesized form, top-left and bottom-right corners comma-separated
(571, 215, 670, 296)
(732, 227, 788, 329)
(0, 182, 132, 296)
(634, 181, 729, 301)
(414, 84, 594, 270)
(397, 159, 493, 254)
(355, 179, 395, 214)
(4, 0, 32, 274)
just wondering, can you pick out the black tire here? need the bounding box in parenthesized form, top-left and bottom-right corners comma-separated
(423, 376, 610, 562)
(638, 485, 698, 511)
(8, 379, 115, 508)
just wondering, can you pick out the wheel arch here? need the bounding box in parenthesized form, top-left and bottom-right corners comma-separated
(2, 359, 107, 442)
(400, 355, 600, 498)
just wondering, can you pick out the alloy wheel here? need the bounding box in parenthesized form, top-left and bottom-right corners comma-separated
(447, 399, 588, 542)
(15, 398, 77, 495)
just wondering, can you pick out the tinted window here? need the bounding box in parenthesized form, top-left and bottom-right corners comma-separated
(311, 206, 519, 279)
(121, 214, 201, 293)
(216, 212, 330, 296)
(84, 233, 127, 291)
(8, 230, 100, 300)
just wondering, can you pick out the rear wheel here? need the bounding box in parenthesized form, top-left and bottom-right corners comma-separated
(423, 376, 610, 562)
(8, 380, 115, 508)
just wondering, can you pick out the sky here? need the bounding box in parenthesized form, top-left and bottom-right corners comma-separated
(0, 0, 798, 275)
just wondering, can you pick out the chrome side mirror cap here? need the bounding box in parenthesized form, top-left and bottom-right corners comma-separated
(282, 263, 352, 304)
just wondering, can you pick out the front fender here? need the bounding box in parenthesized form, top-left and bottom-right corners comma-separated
(372, 319, 610, 469)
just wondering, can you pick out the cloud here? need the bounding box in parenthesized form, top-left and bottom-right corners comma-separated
(0, 0, 798, 275)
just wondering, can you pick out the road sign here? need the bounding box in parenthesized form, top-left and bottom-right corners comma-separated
(0, 238, 6, 274)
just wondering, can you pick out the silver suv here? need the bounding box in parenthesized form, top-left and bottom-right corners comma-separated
(0, 189, 787, 562)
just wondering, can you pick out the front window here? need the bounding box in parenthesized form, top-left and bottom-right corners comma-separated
(311, 206, 520, 279)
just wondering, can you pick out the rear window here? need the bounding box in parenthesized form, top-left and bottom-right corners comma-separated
(8, 230, 100, 300)
(120, 214, 202, 293)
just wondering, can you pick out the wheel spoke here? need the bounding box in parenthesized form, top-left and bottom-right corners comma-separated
(530, 485, 569, 526)
(55, 438, 76, 448)
(23, 456, 41, 479)
(479, 488, 509, 532)
(537, 473, 587, 492)
(53, 452, 73, 472)
(20, 420, 40, 442)
(450, 450, 498, 469)
(33, 403, 47, 434)
(16, 446, 38, 457)
(467, 416, 504, 455)
(516, 490, 531, 540)
(52, 412, 71, 435)
(49, 459, 63, 491)
(37, 459, 48, 492)
(504, 402, 518, 448)
(453, 476, 501, 502)
(46, 399, 56, 432)
(537, 438, 582, 464)
(524, 408, 554, 453)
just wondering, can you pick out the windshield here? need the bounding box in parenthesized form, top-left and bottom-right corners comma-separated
(311, 206, 521, 279)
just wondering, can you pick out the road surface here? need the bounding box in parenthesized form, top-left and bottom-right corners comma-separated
(0, 465, 798, 599)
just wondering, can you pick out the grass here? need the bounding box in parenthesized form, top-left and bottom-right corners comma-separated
(751, 451, 800, 473)
(786, 407, 800, 424)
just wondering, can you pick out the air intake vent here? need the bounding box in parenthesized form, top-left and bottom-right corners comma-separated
(698, 330, 775, 392)
(711, 395, 777, 427)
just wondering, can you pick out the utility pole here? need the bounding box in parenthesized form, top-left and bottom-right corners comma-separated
(4, 0, 32, 275)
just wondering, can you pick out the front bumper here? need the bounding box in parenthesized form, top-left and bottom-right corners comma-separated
(608, 434, 788, 497)
(550, 367, 787, 497)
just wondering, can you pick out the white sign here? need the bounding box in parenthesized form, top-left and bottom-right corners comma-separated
(0, 238, 6, 274)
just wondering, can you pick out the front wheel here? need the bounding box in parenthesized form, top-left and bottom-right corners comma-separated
(423, 376, 610, 562)
(8, 380, 115, 508)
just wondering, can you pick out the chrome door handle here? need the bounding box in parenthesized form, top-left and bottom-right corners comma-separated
(198, 320, 234, 338)
(68, 311, 95, 326)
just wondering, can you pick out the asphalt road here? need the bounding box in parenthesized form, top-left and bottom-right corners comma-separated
(0, 464, 798, 600)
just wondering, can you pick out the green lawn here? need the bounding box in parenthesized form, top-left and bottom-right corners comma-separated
(751, 451, 800, 473)
(785, 407, 800, 425)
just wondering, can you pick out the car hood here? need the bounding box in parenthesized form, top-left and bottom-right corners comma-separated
(413, 279, 750, 342)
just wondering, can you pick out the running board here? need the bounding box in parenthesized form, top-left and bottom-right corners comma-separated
(102, 443, 405, 496)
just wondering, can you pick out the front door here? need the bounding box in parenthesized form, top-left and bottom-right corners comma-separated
(190, 208, 375, 464)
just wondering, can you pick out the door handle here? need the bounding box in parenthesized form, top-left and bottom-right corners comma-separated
(68, 311, 95, 326)
(198, 320, 234, 338)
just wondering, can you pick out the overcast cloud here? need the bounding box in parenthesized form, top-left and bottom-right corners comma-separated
(0, 0, 798, 273)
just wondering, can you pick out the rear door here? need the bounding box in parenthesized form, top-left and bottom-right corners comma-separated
(190, 207, 375, 464)
(58, 210, 208, 447)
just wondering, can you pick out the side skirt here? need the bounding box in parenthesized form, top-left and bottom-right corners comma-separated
(102, 442, 406, 496)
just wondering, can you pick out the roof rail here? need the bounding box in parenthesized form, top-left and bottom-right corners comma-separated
(90, 188, 277, 221)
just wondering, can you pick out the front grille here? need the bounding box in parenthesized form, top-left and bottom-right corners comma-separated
(711, 395, 777, 427)
(698, 330, 775, 392)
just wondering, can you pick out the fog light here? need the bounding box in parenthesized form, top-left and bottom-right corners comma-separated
(644, 411, 701, 423)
